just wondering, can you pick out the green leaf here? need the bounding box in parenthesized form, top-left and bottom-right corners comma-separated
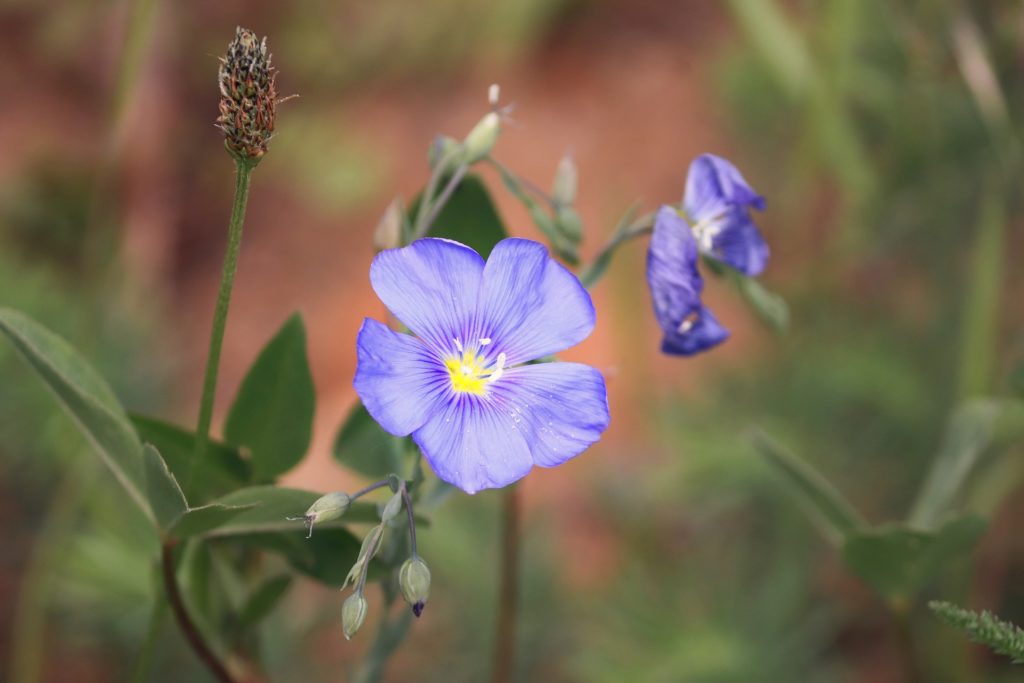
(168, 502, 257, 539)
(175, 486, 384, 538)
(238, 575, 293, 627)
(237, 529, 362, 587)
(333, 402, 404, 478)
(418, 174, 508, 258)
(909, 399, 1002, 529)
(492, 164, 577, 263)
(225, 313, 315, 482)
(751, 429, 866, 544)
(0, 308, 154, 524)
(842, 516, 987, 603)
(735, 274, 789, 332)
(142, 444, 188, 531)
(131, 414, 250, 503)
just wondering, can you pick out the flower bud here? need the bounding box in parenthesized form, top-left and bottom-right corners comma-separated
(462, 111, 501, 165)
(429, 135, 463, 172)
(555, 205, 583, 245)
(341, 592, 368, 639)
(298, 492, 351, 538)
(217, 27, 277, 164)
(373, 198, 404, 252)
(381, 491, 403, 523)
(551, 154, 578, 207)
(399, 556, 431, 617)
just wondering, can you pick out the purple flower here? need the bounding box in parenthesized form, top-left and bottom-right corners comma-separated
(354, 237, 610, 494)
(646, 206, 730, 356)
(684, 154, 768, 277)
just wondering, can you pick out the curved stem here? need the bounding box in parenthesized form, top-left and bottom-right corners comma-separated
(578, 211, 654, 289)
(161, 541, 236, 683)
(490, 486, 521, 683)
(401, 484, 418, 557)
(191, 159, 254, 481)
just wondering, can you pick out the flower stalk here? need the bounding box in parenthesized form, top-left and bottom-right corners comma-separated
(491, 485, 521, 683)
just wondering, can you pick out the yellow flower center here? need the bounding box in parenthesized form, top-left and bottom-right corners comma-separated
(444, 340, 506, 395)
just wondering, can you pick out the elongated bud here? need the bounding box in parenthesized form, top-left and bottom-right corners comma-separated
(429, 135, 462, 172)
(341, 592, 368, 639)
(399, 556, 431, 617)
(373, 198, 404, 251)
(555, 205, 583, 245)
(552, 154, 578, 207)
(294, 492, 350, 538)
(461, 84, 503, 164)
(217, 27, 277, 164)
(381, 491, 403, 523)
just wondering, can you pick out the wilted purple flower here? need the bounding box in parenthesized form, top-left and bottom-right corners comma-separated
(355, 238, 609, 494)
(684, 154, 768, 277)
(646, 206, 730, 356)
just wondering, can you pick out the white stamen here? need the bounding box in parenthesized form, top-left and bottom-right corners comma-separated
(479, 337, 492, 346)
(488, 84, 500, 106)
(488, 352, 507, 383)
(453, 338, 464, 353)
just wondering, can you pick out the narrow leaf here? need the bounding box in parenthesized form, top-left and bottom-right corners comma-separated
(132, 414, 250, 503)
(909, 399, 1002, 529)
(168, 502, 257, 539)
(0, 308, 153, 524)
(225, 313, 315, 481)
(752, 429, 866, 544)
(332, 402, 405, 478)
(237, 529, 361, 587)
(142, 444, 188, 531)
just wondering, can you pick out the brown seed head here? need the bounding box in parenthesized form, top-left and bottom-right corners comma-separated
(217, 27, 277, 164)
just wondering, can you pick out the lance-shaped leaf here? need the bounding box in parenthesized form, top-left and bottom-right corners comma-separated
(751, 429, 866, 545)
(843, 516, 987, 604)
(132, 414, 250, 503)
(333, 402, 405, 478)
(0, 308, 155, 524)
(225, 313, 315, 482)
(142, 444, 188, 531)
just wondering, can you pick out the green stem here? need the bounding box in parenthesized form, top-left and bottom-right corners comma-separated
(191, 159, 255, 481)
(894, 606, 922, 683)
(351, 609, 414, 683)
(490, 486, 521, 683)
(130, 589, 168, 683)
(578, 211, 655, 288)
(413, 163, 469, 240)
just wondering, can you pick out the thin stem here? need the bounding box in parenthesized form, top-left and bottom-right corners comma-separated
(486, 157, 557, 208)
(490, 486, 521, 683)
(894, 606, 922, 683)
(191, 159, 255, 481)
(578, 211, 655, 288)
(411, 151, 453, 240)
(413, 163, 469, 240)
(351, 479, 391, 501)
(161, 541, 236, 683)
(131, 590, 168, 683)
(401, 483, 418, 557)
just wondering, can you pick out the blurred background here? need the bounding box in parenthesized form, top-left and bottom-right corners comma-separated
(1, 0, 1023, 681)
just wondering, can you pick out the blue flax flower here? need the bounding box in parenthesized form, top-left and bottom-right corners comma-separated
(355, 237, 610, 494)
(646, 154, 767, 355)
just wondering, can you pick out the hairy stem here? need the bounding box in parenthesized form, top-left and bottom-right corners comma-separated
(161, 541, 236, 683)
(490, 486, 521, 683)
(192, 159, 254, 480)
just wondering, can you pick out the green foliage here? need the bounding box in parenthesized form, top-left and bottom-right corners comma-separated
(131, 414, 250, 503)
(238, 575, 293, 627)
(225, 313, 315, 482)
(841, 516, 986, 604)
(333, 402, 404, 478)
(751, 430, 865, 544)
(930, 601, 1024, 664)
(418, 174, 508, 257)
(0, 307, 156, 525)
(141, 444, 188, 532)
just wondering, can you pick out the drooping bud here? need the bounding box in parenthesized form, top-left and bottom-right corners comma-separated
(399, 556, 431, 617)
(341, 592, 368, 639)
(381, 490, 403, 523)
(217, 27, 278, 164)
(373, 198, 405, 251)
(295, 492, 351, 538)
(551, 153, 578, 207)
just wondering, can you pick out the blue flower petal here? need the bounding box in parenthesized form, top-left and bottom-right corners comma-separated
(684, 154, 769, 276)
(370, 238, 485, 352)
(475, 238, 595, 365)
(354, 318, 449, 436)
(659, 305, 730, 356)
(646, 205, 730, 356)
(491, 362, 609, 467)
(413, 396, 533, 494)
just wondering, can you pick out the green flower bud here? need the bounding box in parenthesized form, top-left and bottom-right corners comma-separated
(373, 198, 404, 252)
(551, 153, 578, 207)
(341, 592, 368, 640)
(381, 491, 403, 523)
(399, 556, 431, 617)
(462, 111, 501, 164)
(216, 27, 278, 164)
(555, 205, 583, 245)
(429, 135, 463, 172)
(296, 492, 351, 538)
